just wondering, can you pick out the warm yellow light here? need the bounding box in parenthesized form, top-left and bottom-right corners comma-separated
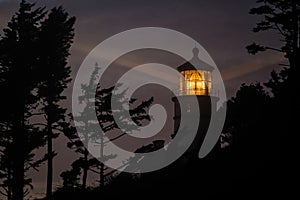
(179, 70, 212, 96)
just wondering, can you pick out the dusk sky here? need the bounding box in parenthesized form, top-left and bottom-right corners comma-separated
(0, 0, 285, 97)
(0, 0, 286, 198)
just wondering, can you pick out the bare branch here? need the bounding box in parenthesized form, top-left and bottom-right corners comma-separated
(265, 46, 283, 52)
(103, 169, 118, 177)
(0, 190, 8, 196)
(109, 132, 127, 142)
(52, 127, 64, 132)
(29, 112, 44, 116)
(89, 168, 100, 174)
(274, 23, 287, 37)
(278, 63, 290, 66)
(31, 123, 47, 127)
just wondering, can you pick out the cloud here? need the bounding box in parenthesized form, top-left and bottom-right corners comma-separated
(222, 52, 284, 82)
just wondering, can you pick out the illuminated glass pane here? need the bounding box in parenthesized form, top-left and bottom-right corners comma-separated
(179, 69, 212, 96)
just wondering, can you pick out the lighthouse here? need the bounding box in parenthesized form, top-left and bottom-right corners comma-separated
(172, 47, 219, 158)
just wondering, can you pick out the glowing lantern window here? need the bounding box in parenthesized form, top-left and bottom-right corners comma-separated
(177, 47, 214, 96)
(179, 70, 212, 96)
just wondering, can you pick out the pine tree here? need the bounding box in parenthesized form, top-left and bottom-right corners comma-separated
(246, 0, 299, 163)
(246, 0, 300, 97)
(0, 1, 75, 199)
(37, 6, 75, 199)
(0, 1, 47, 199)
(65, 65, 153, 189)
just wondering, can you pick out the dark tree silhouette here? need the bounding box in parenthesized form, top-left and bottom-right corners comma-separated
(60, 164, 81, 189)
(246, 0, 299, 169)
(246, 0, 299, 59)
(0, 123, 13, 199)
(0, 1, 75, 200)
(223, 83, 271, 155)
(220, 0, 300, 197)
(37, 6, 75, 199)
(217, 83, 278, 199)
(64, 65, 153, 189)
(65, 65, 102, 190)
(95, 77, 153, 187)
(0, 1, 47, 199)
(246, 0, 300, 100)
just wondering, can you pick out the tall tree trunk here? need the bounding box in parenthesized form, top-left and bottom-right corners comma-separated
(46, 122, 53, 200)
(99, 135, 104, 187)
(7, 163, 12, 200)
(12, 114, 25, 200)
(6, 123, 12, 200)
(291, 2, 299, 52)
(11, 156, 24, 200)
(82, 148, 88, 189)
(99, 163, 104, 188)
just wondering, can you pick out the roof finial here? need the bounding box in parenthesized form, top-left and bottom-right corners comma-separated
(192, 44, 199, 58)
